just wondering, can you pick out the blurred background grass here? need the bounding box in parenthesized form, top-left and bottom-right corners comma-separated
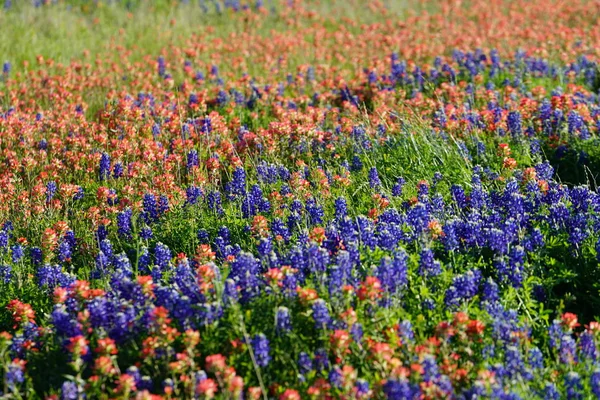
(0, 0, 437, 69)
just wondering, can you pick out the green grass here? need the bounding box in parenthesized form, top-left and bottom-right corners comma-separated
(0, 0, 435, 69)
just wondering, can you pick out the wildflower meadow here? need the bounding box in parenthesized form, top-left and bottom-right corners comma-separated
(2, 0, 600, 398)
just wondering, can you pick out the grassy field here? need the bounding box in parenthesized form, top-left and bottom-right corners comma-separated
(0, 0, 600, 398)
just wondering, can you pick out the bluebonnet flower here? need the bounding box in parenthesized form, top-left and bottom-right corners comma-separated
(11, 244, 23, 263)
(369, 167, 381, 189)
(117, 208, 133, 239)
(298, 352, 312, 375)
(442, 220, 459, 252)
(140, 226, 153, 240)
(2, 61, 11, 75)
(307, 244, 329, 274)
(50, 304, 83, 337)
(73, 187, 84, 201)
(417, 181, 429, 200)
(355, 379, 370, 397)
(93, 250, 112, 278)
(305, 198, 324, 225)
(535, 161, 554, 181)
(421, 355, 440, 383)
(142, 193, 159, 223)
(392, 177, 405, 197)
(383, 378, 417, 399)
(530, 138, 541, 155)
(157, 56, 166, 77)
(560, 334, 577, 364)
(99, 239, 113, 260)
(457, 141, 472, 161)
(314, 348, 329, 372)
(186, 186, 203, 206)
(579, 330, 597, 361)
(0, 265, 11, 284)
(57, 240, 72, 263)
(187, 149, 199, 171)
(525, 228, 545, 252)
(188, 92, 199, 106)
(568, 110, 588, 138)
(528, 346, 544, 369)
(548, 202, 569, 230)
(290, 199, 303, 214)
(271, 218, 291, 242)
(113, 162, 124, 178)
(228, 252, 261, 303)
(256, 161, 280, 184)
(591, 369, 600, 399)
(496, 246, 526, 288)
(350, 322, 363, 344)
(0, 229, 8, 249)
(422, 298, 436, 310)
(46, 181, 57, 203)
(275, 306, 292, 333)
(241, 184, 270, 216)
(329, 366, 343, 388)
(487, 228, 509, 255)
(451, 184, 467, 210)
(434, 106, 447, 128)
(432, 171, 443, 186)
(406, 203, 429, 237)
(30, 247, 43, 266)
(158, 195, 169, 215)
(113, 253, 133, 277)
(154, 243, 172, 269)
(197, 229, 210, 244)
(419, 248, 441, 277)
(334, 197, 348, 219)
(565, 371, 583, 400)
(548, 319, 564, 350)
(398, 320, 414, 344)
(99, 152, 111, 181)
(444, 269, 482, 308)
(377, 249, 408, 296)
(37, 265, 74, 290)
(507, 110, 522, 136)
(275, 166, 291, 183)
(282, 272, 297, 299)
(504, 345, 527, 379)
(5, 361, 24, 390)
(251, 334, 271, 367)
(567, 214, 589, 250)
(350, 155, 363, 172)
(379, 208, 403, 225)
(529, 284, 546, 303)
(543, 382, 560, 400)
(538, 98, 553, 130)
(126, 366, 153, 392)
(60, 381, 82, 400)
(464, 382, 486, 398)
(228, 167, 246, 195)
(482, 344, 495, 361)
(201, 116, 215, 134)
(356, 215, 377, 250)
(312, 299, 331, 329)
(151, 123, 161, 137)
(328, 266, 344, 297)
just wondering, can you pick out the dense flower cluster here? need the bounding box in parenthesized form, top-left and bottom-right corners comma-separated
(1, 0, 600, 398)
